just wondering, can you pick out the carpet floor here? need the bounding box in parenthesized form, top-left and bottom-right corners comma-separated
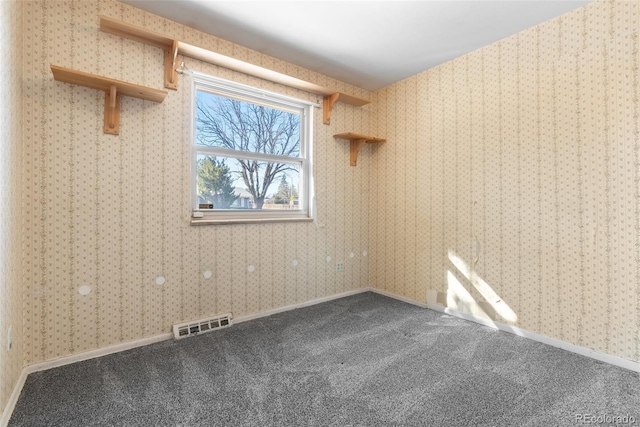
(9, 292, 640, 426)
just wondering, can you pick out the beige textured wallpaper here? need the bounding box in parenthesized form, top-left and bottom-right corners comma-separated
(371, 0, 640, 363)
(16, 0, 640, 374)
(22, 0, 373, 365)
(0, 0, 24, 414)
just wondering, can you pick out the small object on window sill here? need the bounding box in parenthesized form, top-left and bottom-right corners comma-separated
(192, 211, 204, 218)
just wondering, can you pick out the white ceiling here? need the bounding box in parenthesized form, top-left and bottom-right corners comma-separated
(119, 0, 591, 91)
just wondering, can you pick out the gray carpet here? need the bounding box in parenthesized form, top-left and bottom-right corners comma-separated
(9, 292, 640, 426)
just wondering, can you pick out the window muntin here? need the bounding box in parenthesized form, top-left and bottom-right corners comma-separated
(191, 73, 314, 222)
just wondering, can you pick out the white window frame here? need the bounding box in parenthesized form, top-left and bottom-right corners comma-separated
(189, 71, 315, 225)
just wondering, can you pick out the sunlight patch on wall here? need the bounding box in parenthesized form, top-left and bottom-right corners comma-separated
(446, 271, 497, 321)
(448, 250, 518, 323)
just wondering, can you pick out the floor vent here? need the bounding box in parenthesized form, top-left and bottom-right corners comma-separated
(173, 313, 232, 340)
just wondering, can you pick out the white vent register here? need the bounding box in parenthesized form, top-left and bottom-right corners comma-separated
(173, 313, 232, 339)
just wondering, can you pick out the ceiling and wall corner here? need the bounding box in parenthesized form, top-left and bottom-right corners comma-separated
(119, 0, 592, 91)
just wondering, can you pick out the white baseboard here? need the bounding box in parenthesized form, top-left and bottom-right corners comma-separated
(0, 333, 172, 427)
(423, 303, 640, 372)
(234, 287, 371, 324)
(369, 287, 640, 372)
(6, 286, 636, 426)
(1, 288, 372, 426)
(369, 287, 428, 308)
(26, 333, 174, 374)
(1, 369, 29, 427)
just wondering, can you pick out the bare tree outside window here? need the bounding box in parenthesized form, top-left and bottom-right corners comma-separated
(190, 74, 313, 223)
(196, 92, 301, 209)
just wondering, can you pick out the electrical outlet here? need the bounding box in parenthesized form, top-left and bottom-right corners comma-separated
(336, 262, 345, 272)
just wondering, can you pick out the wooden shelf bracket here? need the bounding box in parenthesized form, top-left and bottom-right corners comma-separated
(333, 132, 386, 166)
(322, 92, 370, 125)
(323, 93, 340, 125)
(104, 84, 121, 134)
(50, 64, 168, 135)
(164, 39, 179, 90)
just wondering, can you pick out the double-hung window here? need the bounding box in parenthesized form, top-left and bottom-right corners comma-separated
(190, 72, 315, 224)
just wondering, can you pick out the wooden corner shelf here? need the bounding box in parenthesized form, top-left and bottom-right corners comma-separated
(51, 64, 168, 135)
(334, 132, 386, 166)
(98, 15, 370, 124)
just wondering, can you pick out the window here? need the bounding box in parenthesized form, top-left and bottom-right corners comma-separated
(190, 72, 315, 224)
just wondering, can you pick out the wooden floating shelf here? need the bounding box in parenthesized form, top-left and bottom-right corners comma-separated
(99, 15, 369, 125)
(51, 64, 168, 135)
(334, 132, 386, 166)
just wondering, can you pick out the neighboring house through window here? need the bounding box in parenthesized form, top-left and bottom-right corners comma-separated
(190, 72, 315, 224)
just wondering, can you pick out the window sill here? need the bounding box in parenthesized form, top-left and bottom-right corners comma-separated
(190, 217, 314, 226)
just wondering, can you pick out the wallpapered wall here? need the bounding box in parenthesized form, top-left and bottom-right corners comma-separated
(370, 0, 640, 363)
(16, 0, 640, 371)
(0, 0, 24, 414)
(22, 0, 373, 365)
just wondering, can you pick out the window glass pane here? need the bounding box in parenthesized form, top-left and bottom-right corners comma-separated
(196, 154, 301, 211)
(195, 90, 301, 158)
